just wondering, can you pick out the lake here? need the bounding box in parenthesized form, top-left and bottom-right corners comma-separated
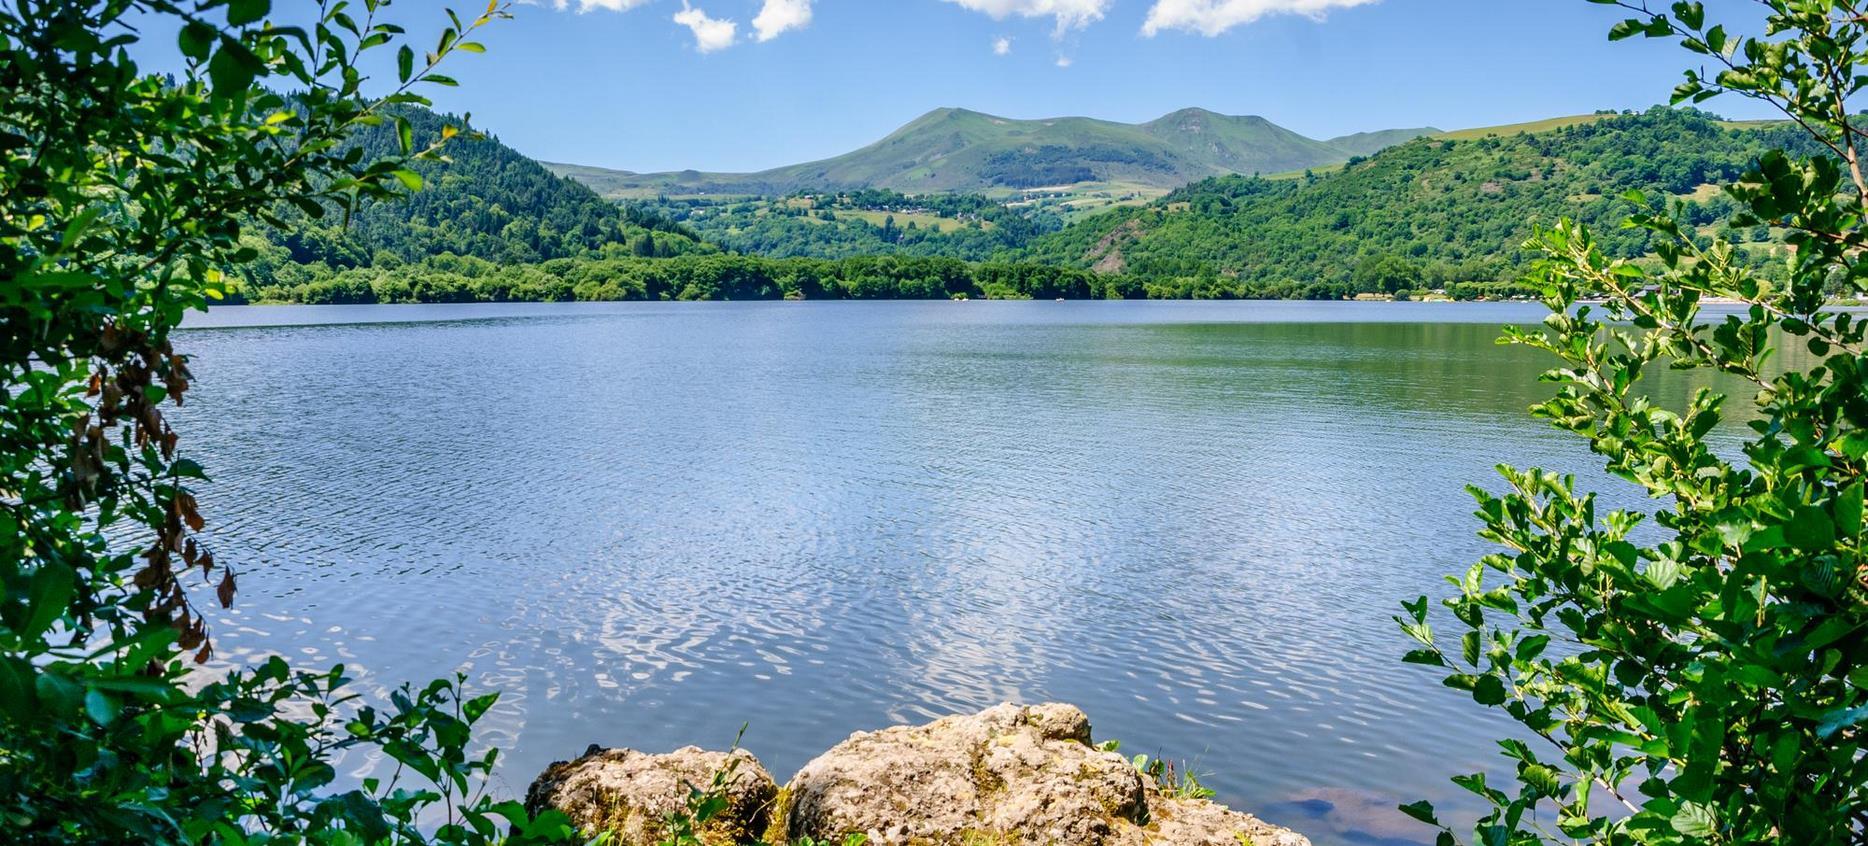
(175, 300, 1744, 846)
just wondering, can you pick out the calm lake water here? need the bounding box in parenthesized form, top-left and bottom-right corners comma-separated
(174, 301, 1749, 846)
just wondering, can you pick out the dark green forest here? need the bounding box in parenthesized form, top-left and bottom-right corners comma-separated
(242, 107, 1820, 304)
(1016, 108, 1819, 298)
(628, 189, 1065, 262)
(253, 253, 1125, 304)
(244, 107, 711, 282)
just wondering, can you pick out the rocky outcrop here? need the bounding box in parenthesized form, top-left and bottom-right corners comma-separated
(526, 704, 1310, 846)
(524, 745, 778, 846)
(783, 703, 1310, 846)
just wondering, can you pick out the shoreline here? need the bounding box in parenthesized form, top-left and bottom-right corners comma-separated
(179, 297, 1831, 332)
(177, 298, 1563, 330)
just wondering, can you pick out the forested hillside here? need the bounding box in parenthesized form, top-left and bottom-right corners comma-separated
(242, 107, 711, 293)
(1018, 108, 1813, 298)
(631, 189, 1066, 261)
(243, 107, 1817, 304)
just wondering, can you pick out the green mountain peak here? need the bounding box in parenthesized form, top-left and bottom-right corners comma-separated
(551, 108, 1437, 198)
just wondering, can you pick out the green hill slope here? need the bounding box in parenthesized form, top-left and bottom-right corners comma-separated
(1328, 126, 1445, 157)
(549, 108, 1435, 197)
(248, 107, 709, 286)
(1017, 108, 1815, 298)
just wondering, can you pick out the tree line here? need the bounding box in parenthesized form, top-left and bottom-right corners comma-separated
(1018, 108, 1825, 296)
(235, 253, 1133, 303)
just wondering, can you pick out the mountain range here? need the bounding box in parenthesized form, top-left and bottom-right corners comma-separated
(244, 104, 1804, 306)
(546, 107, 1440, 197)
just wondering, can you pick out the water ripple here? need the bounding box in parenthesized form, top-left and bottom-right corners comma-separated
(172, 302, 1757, 846)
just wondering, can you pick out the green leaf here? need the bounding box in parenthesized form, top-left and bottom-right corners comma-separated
(208, 41, 259, 94)
(86, 675, 178, 698)
(1645, 557, 1683, 589)
(178, 21, 216, 62)
(227, 0, 270, 26)
(463, 691, 499, 723)
(1674, 2, 1704, 30)
(1837, 483, 1863, 537)
(1473, 674, 1508, 706)
(84, 689, 121, 726)
(24, 564, 74, 640)
(1817, 704, 1868, 739)
(35, 672, 81, 716)
(0, 658, 37, 721)
(1522, 763, 1561, 797)
(1671, 802, 1718, 838)
(1398, 800, 1440, 825)
(1788, 505, 1836, 551)
(1786, 445, 1831, 471)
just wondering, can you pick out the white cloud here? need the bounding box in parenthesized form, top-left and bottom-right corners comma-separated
(941, 0, 1112, 35)
(673, 3, 738, 52)
(546, 0, 652, 11)
(1142, 0, 1379, 35)
(993, 36, 1013, 55)
(1055, 55, 1072, 67)
(753, 0, 812, 41)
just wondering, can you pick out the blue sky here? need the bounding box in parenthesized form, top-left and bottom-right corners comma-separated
(163, 0, 1785, 173)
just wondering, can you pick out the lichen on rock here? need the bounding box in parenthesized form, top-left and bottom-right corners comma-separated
(1145, 788, 1314, 846)
(524, 744, 778, 846)
(783, 703, 1311, 846)
(526, 704, 1309, 846)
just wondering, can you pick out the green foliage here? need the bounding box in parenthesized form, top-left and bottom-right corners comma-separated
(1023, 108, 1818, 298)
(1091, 740, 1215, 802)
(632, 190, 1062, 262)
(977, 143, 1174, 189)
(256, 104, 1820, 304)
(653, 741, 865, 846)
(0, 1, 576, 842)
(255, 106, 710, 271)
(1397, 2, 1868, 843)
(657, 754, 740, 846)
(1129, 755, 1216, 802)
(235, 253, 1136, 304)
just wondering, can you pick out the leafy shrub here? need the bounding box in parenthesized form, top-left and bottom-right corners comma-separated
(0, 1, 578, 842)
(1398, 2, 1868, 844)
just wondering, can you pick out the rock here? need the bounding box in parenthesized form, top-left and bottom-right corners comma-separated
(1148, 790, 1314, 846)
(524, 744, 778, 845)
(783, 703, 1311, 846)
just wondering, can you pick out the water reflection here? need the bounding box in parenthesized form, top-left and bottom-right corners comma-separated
(173, 301, 1786, 846)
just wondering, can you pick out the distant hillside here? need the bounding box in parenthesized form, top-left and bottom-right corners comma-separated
(1017, 108, 1815, 299)
(248, 107, 709, 286)
(631, 189, 1067, 263)
(548, 108, 1438, 197)
(1328, 127, 1443, 157)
